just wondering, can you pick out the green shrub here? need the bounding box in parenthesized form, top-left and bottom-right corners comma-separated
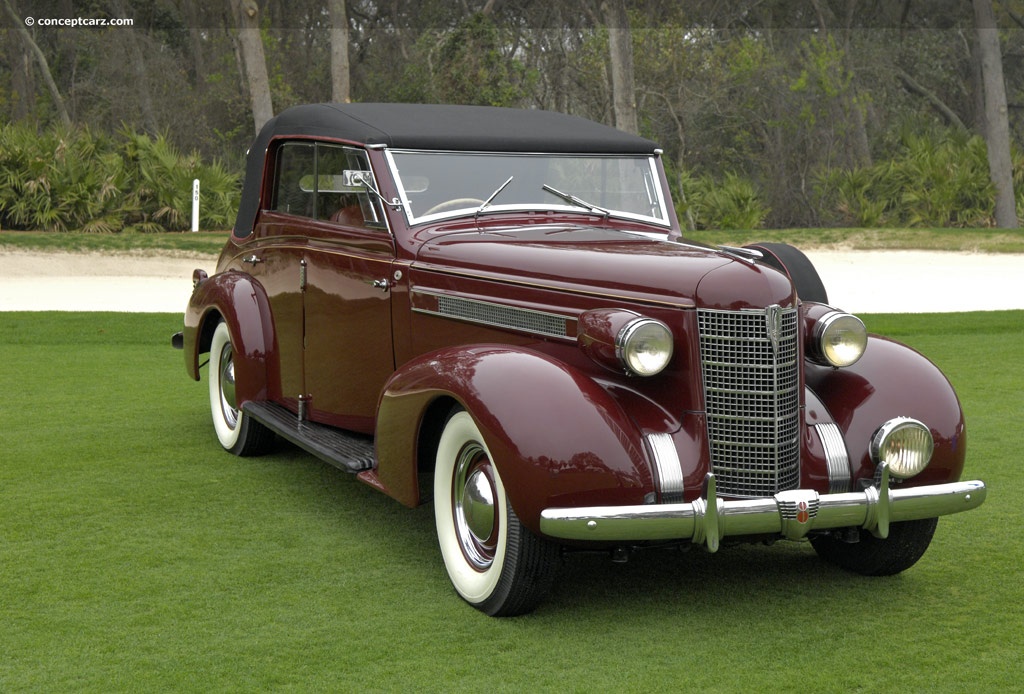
(817, 128, 998, 228)
(0, 124, 126, 232)
(0, 123, 239, 233)
(120, 129, 239, 231)
(676, 169, 770, 230)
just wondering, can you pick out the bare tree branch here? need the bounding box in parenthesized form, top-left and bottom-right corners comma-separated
(1, 0, 71, 126)
(896, 68, 968, 132)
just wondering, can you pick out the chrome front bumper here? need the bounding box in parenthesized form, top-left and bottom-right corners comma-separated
(539, 464, 986, 551)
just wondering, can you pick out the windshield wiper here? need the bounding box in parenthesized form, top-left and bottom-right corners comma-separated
(541, 184, 610, 218)
(475, 175, 515, 220)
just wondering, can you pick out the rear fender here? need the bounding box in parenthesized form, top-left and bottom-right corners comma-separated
(806, 335, 967, 486)
(182, 271, 276, 404)
(374, 345, 654, 533)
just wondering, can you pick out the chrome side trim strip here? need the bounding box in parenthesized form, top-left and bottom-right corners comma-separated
(646, 433, 684, 503)
(815, 422, 852, 493)
(412, 289, 571, 339)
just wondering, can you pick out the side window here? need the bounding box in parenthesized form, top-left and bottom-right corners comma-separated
(315, 145, 353, 222)
(272, 143, 315, 216)
(271, 142, 385, 230)
(316, 145, 385, 229)
(343, 148, 386, 228)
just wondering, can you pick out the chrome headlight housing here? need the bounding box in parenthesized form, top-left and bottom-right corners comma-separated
(578, 309, 675, 377)
(616, 317, 674, 377)
(870, 417, 934, 479)
(809, 310, 867, 368)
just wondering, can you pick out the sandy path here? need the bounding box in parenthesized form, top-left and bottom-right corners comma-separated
(805, 250, 1023, 313)
(0, 248, 1021, 313)
(0, 251, 215, 312)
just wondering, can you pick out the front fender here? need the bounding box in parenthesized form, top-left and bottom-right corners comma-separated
(182, 271, 277, 405)
(374, 345, 654, 533)
(806, 335, 967, 486)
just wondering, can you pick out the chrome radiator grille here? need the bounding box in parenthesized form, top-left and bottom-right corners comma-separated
(697, 307, 800, 497)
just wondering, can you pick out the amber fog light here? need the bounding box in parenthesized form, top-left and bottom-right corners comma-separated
(870, 417, 934, 479)
(809, 310, 867, 367)
(617, 318, 673, 377)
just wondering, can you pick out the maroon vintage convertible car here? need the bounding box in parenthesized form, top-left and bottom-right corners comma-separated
(174, 103, 985, 616)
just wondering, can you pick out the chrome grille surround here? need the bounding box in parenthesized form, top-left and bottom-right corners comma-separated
(697, 306, 800, 498)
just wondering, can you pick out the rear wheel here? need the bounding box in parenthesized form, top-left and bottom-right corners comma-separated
(433, 410, 559, 616)
(208, 321, 274, 456)
(810, 518, 938, 576)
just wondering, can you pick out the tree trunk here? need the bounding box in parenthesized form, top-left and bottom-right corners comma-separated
(2, 0, 71, 126)
(233, 0, 274, 135)
(111, 0, 158, 134)
(601, 0, 638, 134)
(329, 0, 350, 103)
(6, 29, 33, 121)
(839, 0, 871, 168)
(180, 1, 207, 94)
(972, 0, 1017, 228)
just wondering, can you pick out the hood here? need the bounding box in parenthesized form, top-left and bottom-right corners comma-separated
(413, 225, 796, 310)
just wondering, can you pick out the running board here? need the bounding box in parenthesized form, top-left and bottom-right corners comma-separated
(242, 401, 376, 473)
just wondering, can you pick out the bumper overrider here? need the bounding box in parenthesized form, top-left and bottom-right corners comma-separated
(540, 463, 986, 551)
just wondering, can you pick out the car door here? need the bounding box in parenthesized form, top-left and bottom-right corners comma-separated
(301, 145, 396, 434)
(251, 141, 316, 408)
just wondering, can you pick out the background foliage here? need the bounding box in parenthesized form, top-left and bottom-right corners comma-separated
(0, 122, 238, 232)
(2, 0, 1024, 230)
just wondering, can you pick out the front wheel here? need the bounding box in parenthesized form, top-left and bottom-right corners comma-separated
(434, 410, 560, 616)
(208, 321, 273, 456)
(810, 518, 938, 576)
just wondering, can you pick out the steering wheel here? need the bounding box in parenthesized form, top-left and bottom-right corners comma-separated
(424, 198, 486, 215)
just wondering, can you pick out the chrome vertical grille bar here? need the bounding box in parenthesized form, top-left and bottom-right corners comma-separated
(697, 307, 800, 497)
(646, 432, 685, 503)
(815, 422, 852, 493)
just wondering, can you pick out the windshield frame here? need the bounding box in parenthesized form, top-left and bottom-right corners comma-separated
(383, 149, 671, 229)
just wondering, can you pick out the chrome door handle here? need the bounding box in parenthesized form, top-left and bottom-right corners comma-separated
(371, 278, 390, 292)
(243, 254, 262, 265)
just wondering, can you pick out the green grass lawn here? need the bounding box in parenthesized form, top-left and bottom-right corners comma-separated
(1, 311, 1020, 692)
(0, 230, 228, 256)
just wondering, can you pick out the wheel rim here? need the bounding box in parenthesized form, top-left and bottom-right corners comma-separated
(217, 341, 239, 431)
(452, 443, 499, 571)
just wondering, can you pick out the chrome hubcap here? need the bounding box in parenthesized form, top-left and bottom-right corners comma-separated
(462, 469, 496, 542)
(218, 343, 239, 430)
(453, 443, 498, 571)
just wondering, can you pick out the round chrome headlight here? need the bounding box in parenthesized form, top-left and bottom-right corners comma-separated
(616, 318, 674, 377)
(813, 311, 867, 367)
(870, 417, 934, 479)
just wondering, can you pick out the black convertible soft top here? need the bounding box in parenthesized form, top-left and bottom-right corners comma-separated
(234, 103, 660, 236)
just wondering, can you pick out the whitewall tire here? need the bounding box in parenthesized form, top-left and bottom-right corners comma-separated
(208, 321, 273, 456)
(434, 409, 559, 616)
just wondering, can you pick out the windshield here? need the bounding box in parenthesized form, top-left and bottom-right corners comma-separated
(386, 151, 670, 227)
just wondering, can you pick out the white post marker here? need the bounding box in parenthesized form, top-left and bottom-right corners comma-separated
(191, 178, 200, 232)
